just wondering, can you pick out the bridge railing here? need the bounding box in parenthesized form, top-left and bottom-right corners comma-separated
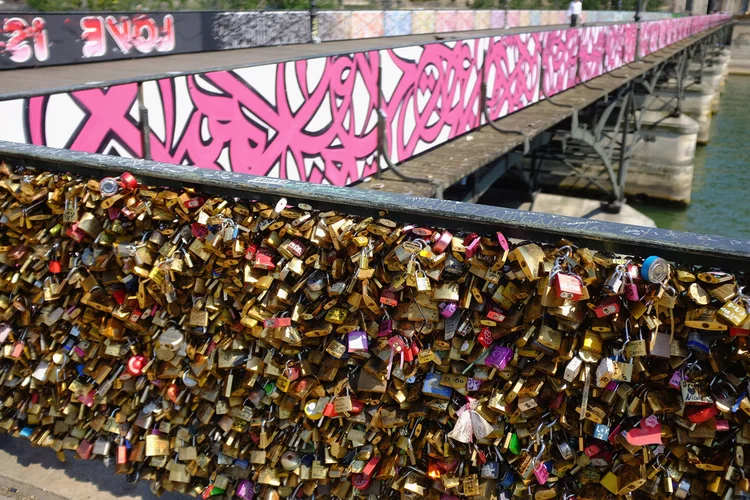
(0, 9, 675, 69)
(1, 139, 748, 271)
(0, 14, 731, 188)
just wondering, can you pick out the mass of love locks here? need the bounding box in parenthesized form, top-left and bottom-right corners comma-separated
(0, 163, 749, 500)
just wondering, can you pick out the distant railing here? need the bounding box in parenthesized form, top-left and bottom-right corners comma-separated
(0, 8, 676, 69)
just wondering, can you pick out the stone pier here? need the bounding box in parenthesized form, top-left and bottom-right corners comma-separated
(646, 77, 714, 144)
(730, 20, 750, 75)
(629, 110, 700, 203)
(534, 110, 699, 204)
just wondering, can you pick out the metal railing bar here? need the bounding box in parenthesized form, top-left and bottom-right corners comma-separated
(1, 140, 748, 271)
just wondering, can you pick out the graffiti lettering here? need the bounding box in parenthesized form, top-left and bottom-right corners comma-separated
(80, 14, 175, 58)
(0, 17, 49, 63)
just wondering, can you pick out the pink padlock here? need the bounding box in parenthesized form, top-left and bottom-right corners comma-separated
(624, 279, 640, 301)
(625, 264, 640, 301)
(378, 318, 393, 337)
(464, 234, 481, 260)
(432, 230, 453, 254)
(439, 302, 457, 318)
(533, 462, 549, 484)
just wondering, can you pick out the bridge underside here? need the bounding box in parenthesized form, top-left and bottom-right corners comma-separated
(355, 23, 731, 212)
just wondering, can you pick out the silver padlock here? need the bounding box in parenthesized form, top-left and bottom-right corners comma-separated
(674, 477, 691, 499)
(603, 267, 625, 295)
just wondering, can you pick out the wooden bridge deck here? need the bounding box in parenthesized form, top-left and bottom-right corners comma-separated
(355, 26, 721, 199)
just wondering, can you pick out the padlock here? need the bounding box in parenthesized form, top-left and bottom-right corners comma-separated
(99, 172, 138, 197)
(439, 301, 457, 318)
(555, 273, 584, 301)
(594, 296, 621, 318)
(641, 256, 670, 284)
(0, 161, 745, 500)
(603, 266, 625, 295)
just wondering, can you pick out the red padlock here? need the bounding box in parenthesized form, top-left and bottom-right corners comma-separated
(78, 389, 96, 407)
(350, 398, 366, 414)
(486, 305, 506, 323)
(595, 296, 621, 318)
(323, 401, 339, 418)
(686, 405, 718, 423)
(554, 273, 584, 301)
(127, 355, 147, 376)
(584, 441, 603, 458)
(99, 172, 138, 198)
(362, 456, 381, 476)
(66, 225, 88, 243)
(288, 239, 307, 257)
(352, 474, 371, 491)
(117, 441, 128, 465)
(167, 383, 180, 404)
(403, 338, 415, 363)
(253, 248, 276, 270)
(264, 316, 291, 328)
(478, 327, 494, 348)
(183, 197, 205, 209)
(49, 244, 62, 274)
(112, 289, 126, 305)
(76, 439, 94, 460)
(129, 308, 143, 323)
(380, 290, 398, 307)
(245, 243, 258, 261)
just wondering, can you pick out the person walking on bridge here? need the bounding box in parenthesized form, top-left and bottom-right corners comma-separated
(568, 0, 583, 27)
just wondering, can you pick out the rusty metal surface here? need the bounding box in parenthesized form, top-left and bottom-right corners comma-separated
(355, 26, 723, 198)
(0, 139, 749, 271)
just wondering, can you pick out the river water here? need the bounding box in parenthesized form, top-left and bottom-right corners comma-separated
(632, 75, 750, 239)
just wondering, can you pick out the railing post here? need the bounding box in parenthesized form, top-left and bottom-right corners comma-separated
(310, 0, 320, 44)
(634, 0, 643, 62)
(137, 82, 152, 162)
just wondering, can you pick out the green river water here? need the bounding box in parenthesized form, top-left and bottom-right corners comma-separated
(632, 75, 750, 239)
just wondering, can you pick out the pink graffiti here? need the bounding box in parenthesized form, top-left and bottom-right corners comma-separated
(148, 54, 380, 185)
(577, 26, 605, 83)
(1, 17, 49, 63)
(80, 14, 175, 58)
(15, 15, 729, 186)
(381, 39, 484, 164)
(485, 33, 540, 121)
(27, 84, 143, 156)
(541, 29, 578, 97)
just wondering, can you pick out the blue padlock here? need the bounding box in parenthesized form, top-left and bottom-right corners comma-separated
(641, 256, 670, 284)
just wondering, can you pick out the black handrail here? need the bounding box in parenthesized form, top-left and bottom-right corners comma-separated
(1, 140, 748, 271)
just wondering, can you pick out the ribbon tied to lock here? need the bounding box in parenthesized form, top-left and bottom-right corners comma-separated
(446, 397, 493, 444)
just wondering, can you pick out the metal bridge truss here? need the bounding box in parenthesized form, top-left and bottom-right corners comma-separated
(492, 23, 731, 214)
